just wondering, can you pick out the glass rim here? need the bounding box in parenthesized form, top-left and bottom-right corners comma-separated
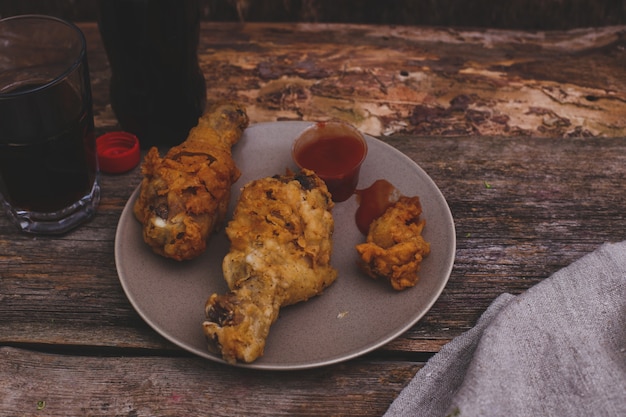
(0, 14, 87, 98)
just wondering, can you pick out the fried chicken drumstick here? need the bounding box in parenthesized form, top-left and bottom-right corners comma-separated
(133, 102, 248, 261)
(203, 169, 337, 363)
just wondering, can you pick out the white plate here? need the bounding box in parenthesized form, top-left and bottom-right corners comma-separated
(115, 121, 455, 370)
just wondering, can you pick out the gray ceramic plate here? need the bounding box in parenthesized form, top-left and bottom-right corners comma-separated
(115, 121, 455, 370)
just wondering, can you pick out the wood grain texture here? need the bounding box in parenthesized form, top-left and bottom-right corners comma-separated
(81, 23, 626, 140)
(2, 136, 625, 353)
(3, 135, 625, 415)
(1, 22, 626, 416)
(0, 347, 420, 416)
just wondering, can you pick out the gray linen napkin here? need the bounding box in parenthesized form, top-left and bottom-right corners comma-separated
(385, 241, 626, 417)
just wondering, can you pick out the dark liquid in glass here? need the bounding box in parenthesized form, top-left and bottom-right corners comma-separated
(0, 81, 97, 212)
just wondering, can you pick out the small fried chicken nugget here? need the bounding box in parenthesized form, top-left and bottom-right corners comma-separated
(356, 196, 430, 290)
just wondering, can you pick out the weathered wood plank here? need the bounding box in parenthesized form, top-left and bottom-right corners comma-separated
(2, 22, 625, 357)
(2, 136, 625, 354)
(194, 23, 626, 139)
(2, 21, 625, 417)
(0, 347, 421, 416)
(80, 23, 626, 140)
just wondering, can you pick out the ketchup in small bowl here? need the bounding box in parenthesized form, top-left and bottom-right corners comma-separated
(292, 121, 368, 202)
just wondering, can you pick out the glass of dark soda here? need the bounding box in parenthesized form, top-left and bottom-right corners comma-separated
(0, 15, 100, 234)
(97, 0, 206, 147)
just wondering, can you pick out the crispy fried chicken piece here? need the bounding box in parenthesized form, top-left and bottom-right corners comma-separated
(203, 169, 337, 363)
(356, 196, 430, 290)
(133, 102, 248, 261)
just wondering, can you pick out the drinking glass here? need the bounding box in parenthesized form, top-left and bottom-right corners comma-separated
(0, 15, 100, 234)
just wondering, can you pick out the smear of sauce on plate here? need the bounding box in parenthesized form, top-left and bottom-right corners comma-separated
(354, 179, 402, 235)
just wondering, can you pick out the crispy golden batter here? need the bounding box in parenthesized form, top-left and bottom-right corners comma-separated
(203, 169, 337, 363)
(133, 102, 248, 261)
(356, 196, 430, 290)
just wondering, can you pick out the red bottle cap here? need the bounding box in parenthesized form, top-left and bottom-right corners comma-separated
(96, 131, 141, 174)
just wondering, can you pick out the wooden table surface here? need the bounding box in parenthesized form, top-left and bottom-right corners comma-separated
(1, 22, 625, 416)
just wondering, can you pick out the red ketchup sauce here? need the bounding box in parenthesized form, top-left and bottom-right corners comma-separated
(292, 122, 367, 202)
(355, 179, 401, 235)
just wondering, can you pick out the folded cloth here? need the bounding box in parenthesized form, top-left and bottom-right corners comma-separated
(384, 241, 626, 417)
